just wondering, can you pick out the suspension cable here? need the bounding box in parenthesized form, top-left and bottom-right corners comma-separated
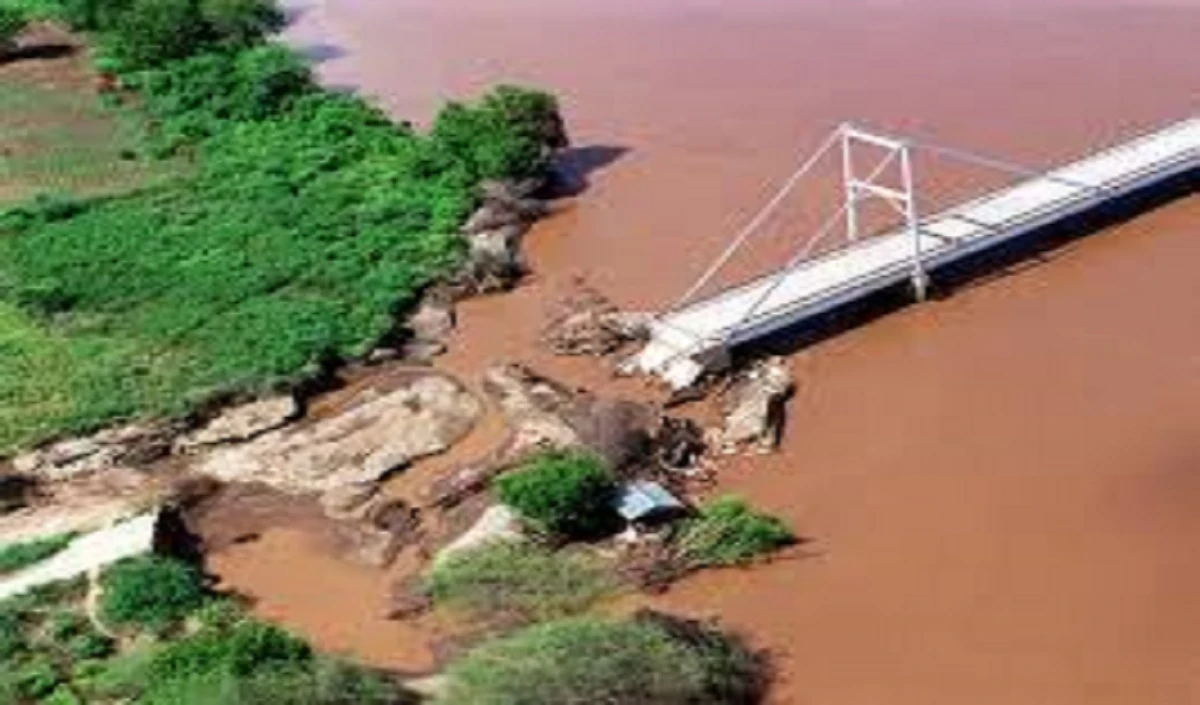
(669, 128, 843, 311)
(722, 146, 903, 340)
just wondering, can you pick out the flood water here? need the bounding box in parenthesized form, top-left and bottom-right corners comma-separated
(238, 0, 1200, 701)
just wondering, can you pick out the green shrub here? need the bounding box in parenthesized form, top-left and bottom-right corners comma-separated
(42, 684, 85, 705)
(428, 541, 614, 623)
(9, 655, 63, 699)
(101, 0, 211, 69)
(100, 556, 207, 632)
(494, 451, 619, 539)
(438, 614, 764, 705)
(65, 631, 116, 660)
(673, 496, 794, 569)
(432, 85, 566, 182)
(0, 533, 74, 575)
(133, 43, 315, 149)
(0, 603, 30, 659)
(90, 0, 284, 70)
(198, 0, 283, 49)
(0, 3, 25, 48)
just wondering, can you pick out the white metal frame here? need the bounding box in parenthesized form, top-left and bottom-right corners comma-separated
(839, 124, 928, 299)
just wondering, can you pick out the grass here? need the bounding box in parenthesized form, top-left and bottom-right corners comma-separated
(0, 533, 74, 575)
(671, 496, 795, 570)
(0, 81, 183, 207)
(427, 541, 615, 624)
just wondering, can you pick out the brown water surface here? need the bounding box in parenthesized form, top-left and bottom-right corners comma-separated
(243, 0, 1200, 701)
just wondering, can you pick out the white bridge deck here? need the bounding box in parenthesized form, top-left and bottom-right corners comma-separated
(636, 118, 1200, 387)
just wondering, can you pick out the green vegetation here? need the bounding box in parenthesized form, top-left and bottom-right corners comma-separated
(0, 533, 74, 575)
(438, 614, 764, 705)
(0, 564, 411, 704)
(0, 4, 26, 47)
(55, 0, 283, 70)
(0, 0, 564, 455)
(428, 540, 614, 623)
(99, 556, 207, 633)
(673, 496, 795, 569)
(494, 451, 620, 540)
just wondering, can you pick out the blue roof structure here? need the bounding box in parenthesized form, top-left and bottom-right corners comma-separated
(614, 480, 685, 522)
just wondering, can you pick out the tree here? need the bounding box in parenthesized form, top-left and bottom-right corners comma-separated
(100, 556, 207, 633)
(0, 4, 26, 53)
(494, 450, 619, 539)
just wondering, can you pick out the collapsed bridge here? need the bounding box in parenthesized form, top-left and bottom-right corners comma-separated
(633, 117, 1200, 388)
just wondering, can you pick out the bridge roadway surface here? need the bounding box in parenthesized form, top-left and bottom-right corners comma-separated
(635, 117, 1200, 388)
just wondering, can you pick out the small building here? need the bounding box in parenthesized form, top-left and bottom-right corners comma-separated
(613, 480, 686, 526)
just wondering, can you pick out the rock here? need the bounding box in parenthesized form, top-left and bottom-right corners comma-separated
(195, 373, 483, 507)
(715, 357, 793, 454)
(484, 363, 662, 468)
(347, 528, 401, 568)
(13, 422, 173, 481)
(405, 675, 449, 700)
(426, 461, 503, 509)
(462, 202, 528, 235)
(454, 177, 552, 294)
(482, 364, 583, 459)
(480, 177, 548, 204)
(367, 499, 421, 538)
(434, 505, 521, 565)
(400, 297, 455, 362)
(563, 396, 658, 471)
(177, 395, 299, 451)
(319, 482, 380, 518)
(407, 298, 455, 345)
(461, 224, 528, 293)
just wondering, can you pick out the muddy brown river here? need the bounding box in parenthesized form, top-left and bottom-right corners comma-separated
(210, 1, 1200, 702)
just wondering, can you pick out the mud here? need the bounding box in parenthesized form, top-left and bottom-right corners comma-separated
(201, 0, 1200, 700)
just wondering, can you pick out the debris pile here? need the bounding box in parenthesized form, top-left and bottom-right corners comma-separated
(714, 357, 794, 454)
(541, 278, 651, 356)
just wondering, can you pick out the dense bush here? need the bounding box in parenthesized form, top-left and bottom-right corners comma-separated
(428, 540, 614, 623)
(673, 496, 794, 569)
(0, 3, 26, 48)
(99, 555, 207, 633)
(132, 43, 316, 150)
(0, 533, 74, 575)
(63, 0, 284, 69)
(494, 451, 620, 539)
(438, 614, 765, 705)
(433, 85, 567, 182)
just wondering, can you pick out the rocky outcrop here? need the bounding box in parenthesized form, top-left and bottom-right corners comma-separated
(12, 422, 176, 482)
(714, 357, 793, 454)
(429, 365, 674, 508)
(195, 373, 483, 509)
(433, 505, 521, 565)
(398, 295, 456, 362)
(176, 395, 299, 451)
(455, 179, 549, 294)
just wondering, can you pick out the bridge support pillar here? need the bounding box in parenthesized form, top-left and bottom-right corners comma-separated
(911, 267, 930, 302)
